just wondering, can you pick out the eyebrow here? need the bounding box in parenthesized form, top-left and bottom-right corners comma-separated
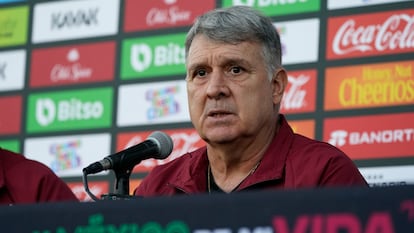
(187, 57, 250, 72)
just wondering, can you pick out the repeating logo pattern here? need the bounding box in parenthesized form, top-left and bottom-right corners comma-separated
(0, 0, 413, 197)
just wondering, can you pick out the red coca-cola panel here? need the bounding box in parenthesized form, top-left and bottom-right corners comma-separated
(280, 69, 317, 114)
(30, 41, 116, 88)
(124, 0, 215, 32)
(117, 128, 206, 173)
(326, 9, 414, 60)
(323, 113, 414, 160)
(0, 96, 21, 135)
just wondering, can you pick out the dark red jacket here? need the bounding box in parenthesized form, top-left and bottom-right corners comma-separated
(134, 115, 368, 196)
(0, 148, 78, 205)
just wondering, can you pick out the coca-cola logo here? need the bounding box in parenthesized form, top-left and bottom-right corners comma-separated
(146, 6, 191, 26)
(332, 14, 414, 55)
(125, 131, 203, 169)
(50, 49, 93, 82)
(281, 75, 309, 111)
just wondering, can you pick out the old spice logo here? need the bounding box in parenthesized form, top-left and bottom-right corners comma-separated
(333, 13, 414, 55)
(146, 6, 191, 26)
(281, 74, 309, 110)
(50, 49, 93, 82)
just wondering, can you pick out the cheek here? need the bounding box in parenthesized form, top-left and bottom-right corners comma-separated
(187, 91, 203, 113)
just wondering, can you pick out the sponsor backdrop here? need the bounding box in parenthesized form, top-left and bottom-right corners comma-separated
(0, 0, 413, 201)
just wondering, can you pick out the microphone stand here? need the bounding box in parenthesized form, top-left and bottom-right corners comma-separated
(101, 166, 135, 201)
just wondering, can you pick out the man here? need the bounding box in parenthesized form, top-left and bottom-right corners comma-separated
(135, 6, 367, 196)
(0, 148, 78, 205)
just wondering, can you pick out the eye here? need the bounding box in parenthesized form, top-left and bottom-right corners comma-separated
(229, 66, 243, 75)
(194, 68, 207, 78)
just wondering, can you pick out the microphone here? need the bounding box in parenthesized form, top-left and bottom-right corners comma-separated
(83, 131, 173, 175)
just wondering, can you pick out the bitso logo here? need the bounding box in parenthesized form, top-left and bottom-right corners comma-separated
(121, 33, 186, 80)
(35, 98, 104, 126)
(36, 98, 55, 126)
(27, 88, 113, 133)
(130, 44, 152, 72)
(222, 0, 320, 16)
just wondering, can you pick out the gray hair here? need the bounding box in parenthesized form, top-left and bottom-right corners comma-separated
(185, 6, 282, 77)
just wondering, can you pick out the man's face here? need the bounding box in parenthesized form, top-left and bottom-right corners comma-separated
(186, 35, 283, 144)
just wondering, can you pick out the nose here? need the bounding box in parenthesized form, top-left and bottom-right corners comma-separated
(206, 71, 230, 99)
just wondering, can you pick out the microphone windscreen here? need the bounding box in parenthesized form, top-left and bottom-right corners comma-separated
(148, 131, 174, 159)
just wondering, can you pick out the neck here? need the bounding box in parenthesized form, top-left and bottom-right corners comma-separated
(208, 158, 261, 193)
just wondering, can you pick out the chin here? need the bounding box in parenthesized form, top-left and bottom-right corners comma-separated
(204, 132, 236, 144)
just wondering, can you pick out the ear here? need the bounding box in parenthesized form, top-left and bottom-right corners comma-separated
(272, 68, 287, 104)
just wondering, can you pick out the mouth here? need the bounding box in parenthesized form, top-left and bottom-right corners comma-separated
(207, 110, 232, 117)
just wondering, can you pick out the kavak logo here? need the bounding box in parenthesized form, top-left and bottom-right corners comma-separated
(0, 49, 25, 91)
(26, 87, 113, 133)
(222, 0, 320, 17)
(0, 5, 28, 47)
(325, 60, 414, 110)
(280, 69, 317, 114)
(359, 165, 414, 187)
(327, 9, 414, 60)
(324, 113, 414, 160)
(0, 96, 21, 135)
(0, 62, 5, 79)
(117, 128, 205, 173)
(30, 41, 115, 88)
(124, 0, 215, 32)
(32, 0, 119, 43)
(121, 33, 186, 80)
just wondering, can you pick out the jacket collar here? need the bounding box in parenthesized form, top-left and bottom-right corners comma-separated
(169, 114, 295, 193)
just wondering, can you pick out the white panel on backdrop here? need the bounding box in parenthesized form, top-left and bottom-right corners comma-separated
(24, 133, 111, 177)
(0, 50, 26, 91)
(359, 165, 414, 187)
(32, 0, 120, 43)
(117, 80, 190, 127)
(328, 0, 411, 10)
(274, 18, 320, 65)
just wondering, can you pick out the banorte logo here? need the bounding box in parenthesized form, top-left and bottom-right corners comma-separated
(328, 130, 348, 147)
(324, 113, 414, 160)
(27, 87, 113, 133)
(121, 33, 186, 80)
(327, 9, 414, 59)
